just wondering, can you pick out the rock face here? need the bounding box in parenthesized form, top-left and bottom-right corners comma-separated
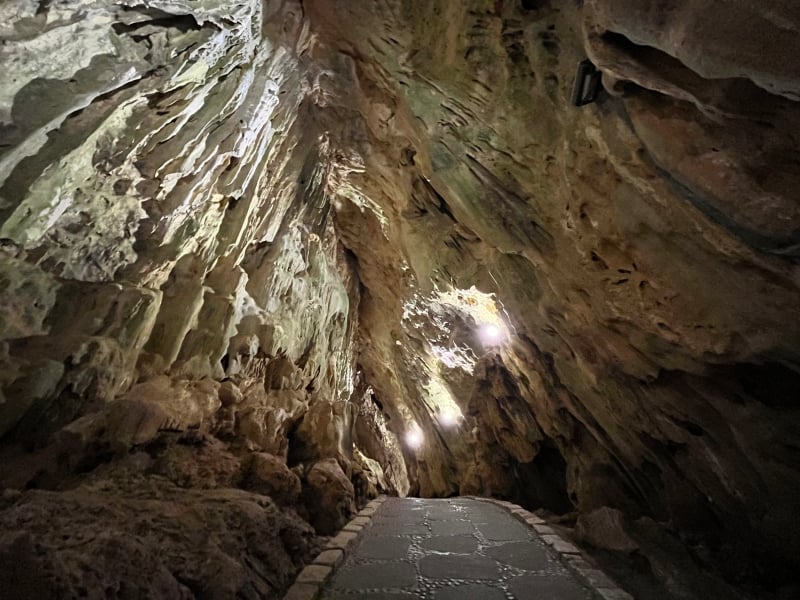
(576, 506, 639, 554)
(301, 458, 356, 535)
(1, 0, 364, 593)
(1, 0, 799, 598)
(242, 452, 302, 505)
(0, 476, 319, 599)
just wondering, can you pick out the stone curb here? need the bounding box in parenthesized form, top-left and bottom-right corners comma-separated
(282, 495, 388, 600)
(474, 497, 634, 600)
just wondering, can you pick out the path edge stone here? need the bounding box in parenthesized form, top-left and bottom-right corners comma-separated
(282, 495, 388, 600)
(470, 496, 634, 600)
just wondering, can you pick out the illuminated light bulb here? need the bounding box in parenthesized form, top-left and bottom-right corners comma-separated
(439, 412, 456, 427)
(437, 409, 461, 428)
(484, 324, 501, 339)
(405, 428, 424, 449)
(479, 322, 505, 346)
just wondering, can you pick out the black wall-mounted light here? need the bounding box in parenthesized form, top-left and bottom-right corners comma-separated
(571, 59, 602, 106)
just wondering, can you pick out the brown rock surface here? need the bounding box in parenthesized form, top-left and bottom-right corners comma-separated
(301, 458, 356, 535)
(0, 476, 319, 599)
(576, 506, 639, 553)
(243, 452, 302, 505)
(0, 0, 799, 598)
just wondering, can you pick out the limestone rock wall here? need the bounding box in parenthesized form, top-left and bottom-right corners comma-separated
(0, 1, 379, 596)
(0, 0, 356, 441)
(1, 0, 800, 598)
(305, 1, 800, 597)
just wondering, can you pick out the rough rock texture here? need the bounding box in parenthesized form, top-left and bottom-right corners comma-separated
(305, 1, 800, 597)
(243, 452, 301, 505)
(576, 506, 639, 553)
(0, 476, 319, 599)
(0, 0, 359, 449)
(0, 0, 367, 594)
(301, 458, 356, 536)
(1, 0, 800, 598)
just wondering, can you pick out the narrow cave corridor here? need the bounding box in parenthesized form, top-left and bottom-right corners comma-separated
(1, 1, 799, 599)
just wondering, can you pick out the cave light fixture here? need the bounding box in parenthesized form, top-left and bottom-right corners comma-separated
(405, 424, 424, 450)
(479, 322, 505, 346)
(432, 285, 512, 349)
(426, 376, 464, 429)
(437, 409, 461, 428)
(571, 58, 602, 107)
(477, 317, 510, 348)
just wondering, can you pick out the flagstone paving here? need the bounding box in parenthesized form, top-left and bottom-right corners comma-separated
(319, 497, 594, 599)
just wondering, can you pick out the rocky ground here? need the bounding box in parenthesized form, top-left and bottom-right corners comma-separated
(0, 375, 385, 598)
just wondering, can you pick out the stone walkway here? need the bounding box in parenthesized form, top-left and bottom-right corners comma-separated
(319, 497, 594, 599)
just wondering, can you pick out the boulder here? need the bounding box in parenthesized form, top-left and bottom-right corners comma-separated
(218, 381, 243, 407)
(149, 435, 244, 490)
(292, 401, 355, 464)
(243, 453, 302, 505)
(576, 506, 639, 553)
(301, 458, 355, 535)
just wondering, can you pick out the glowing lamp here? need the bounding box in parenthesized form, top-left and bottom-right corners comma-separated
(479, 323, 505, 346)
(405, 428, 424, 449)
(438, 410, 460, 427)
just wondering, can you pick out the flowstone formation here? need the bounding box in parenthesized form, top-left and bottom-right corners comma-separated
(1, 0, 799, 598)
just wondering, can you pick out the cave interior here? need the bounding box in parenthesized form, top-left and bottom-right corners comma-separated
(1, 1, 800, 599)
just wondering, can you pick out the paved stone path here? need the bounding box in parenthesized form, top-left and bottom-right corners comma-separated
(319, 497, 594, 599)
